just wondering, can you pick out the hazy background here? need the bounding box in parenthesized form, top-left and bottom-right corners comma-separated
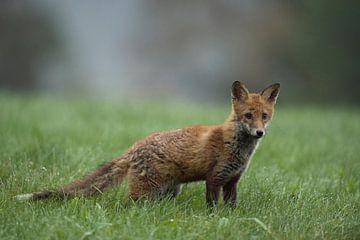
(1, 0, 359, 104)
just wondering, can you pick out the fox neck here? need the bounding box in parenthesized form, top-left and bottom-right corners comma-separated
(224, 110, 260, 164)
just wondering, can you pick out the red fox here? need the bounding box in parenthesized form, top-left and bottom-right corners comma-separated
(16, 81, 280, 206)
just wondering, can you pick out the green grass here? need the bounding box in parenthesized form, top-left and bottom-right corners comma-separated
(0, 93, 359, 240)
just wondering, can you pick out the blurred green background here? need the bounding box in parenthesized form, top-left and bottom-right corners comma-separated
(1, 2, 360, 239)
(1, 0, 359, 104)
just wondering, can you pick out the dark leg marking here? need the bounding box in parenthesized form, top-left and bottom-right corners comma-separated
(223, 174, 240, 207)
(206, 181, 221, 207)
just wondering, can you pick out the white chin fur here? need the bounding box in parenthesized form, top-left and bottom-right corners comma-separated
(16, 193, 33, 201)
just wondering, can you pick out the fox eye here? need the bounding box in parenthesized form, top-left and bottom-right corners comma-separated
(244, 113, 252, 119)
(262, 113, 269, 120)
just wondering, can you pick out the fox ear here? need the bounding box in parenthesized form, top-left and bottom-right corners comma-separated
(231, 81, 249, 102)
(261, 83, 280, 104)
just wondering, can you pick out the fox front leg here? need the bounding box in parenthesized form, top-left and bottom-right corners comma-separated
(206, 167, 230, 207)
(208, 162, 243, 207)
(205, 180, 221, 207)
(223, 174, 240, 207)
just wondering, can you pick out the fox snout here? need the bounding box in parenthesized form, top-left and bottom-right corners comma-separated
(250, 128, 265, 138)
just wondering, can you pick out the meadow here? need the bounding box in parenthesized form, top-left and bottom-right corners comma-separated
(0, 93, 359, 239)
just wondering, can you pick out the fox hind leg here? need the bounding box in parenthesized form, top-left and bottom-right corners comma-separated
(128, 179, 182, 201)
(163, 184, 182, 198)
(127, 169, 168, 201)
(128, 179, 181, 200)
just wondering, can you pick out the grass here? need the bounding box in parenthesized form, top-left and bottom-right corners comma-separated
(0, 93, 359, 240)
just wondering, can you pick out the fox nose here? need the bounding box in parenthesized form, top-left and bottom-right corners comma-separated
(256, 130, 264, 137)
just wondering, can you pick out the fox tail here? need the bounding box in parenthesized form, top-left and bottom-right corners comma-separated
(15, 157, 129, 201)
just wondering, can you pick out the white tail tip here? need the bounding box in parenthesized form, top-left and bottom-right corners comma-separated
(16, 193, 33, 201)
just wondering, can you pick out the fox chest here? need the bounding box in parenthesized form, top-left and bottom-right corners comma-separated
(218, 159, 247, 179)
(216, 134, 259, 181)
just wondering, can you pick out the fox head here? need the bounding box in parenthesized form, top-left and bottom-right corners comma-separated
(231, 81, 280, 139)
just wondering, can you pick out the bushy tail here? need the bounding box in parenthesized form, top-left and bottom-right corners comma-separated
(16, 157, 129, 201)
